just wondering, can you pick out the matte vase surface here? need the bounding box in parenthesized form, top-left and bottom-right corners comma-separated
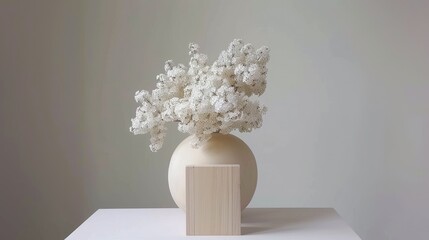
(168, 133, 257, 211)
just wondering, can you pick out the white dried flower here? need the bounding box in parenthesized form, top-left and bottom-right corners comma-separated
(130, 39, 270, 152)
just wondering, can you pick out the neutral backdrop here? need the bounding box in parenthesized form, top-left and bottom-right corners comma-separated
(1, 1, 428, 239)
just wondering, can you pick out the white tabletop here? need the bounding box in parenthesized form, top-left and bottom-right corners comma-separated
(66, 208, 361, 240)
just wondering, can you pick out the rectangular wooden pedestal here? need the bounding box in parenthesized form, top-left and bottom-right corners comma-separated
(186, 165, 241, 235)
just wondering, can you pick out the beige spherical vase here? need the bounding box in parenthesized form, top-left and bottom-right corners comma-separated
(168, 133, 257, 212)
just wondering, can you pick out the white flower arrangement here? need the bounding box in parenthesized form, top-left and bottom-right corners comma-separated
(130, 39, 269, 152)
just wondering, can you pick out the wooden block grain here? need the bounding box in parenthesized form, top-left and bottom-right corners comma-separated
(186, 165, 241, 235)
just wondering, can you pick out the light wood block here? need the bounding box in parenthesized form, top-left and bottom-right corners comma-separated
(186, 165, 241, 235)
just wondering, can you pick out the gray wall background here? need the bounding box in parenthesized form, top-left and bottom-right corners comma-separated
(1, 0, 428, 239)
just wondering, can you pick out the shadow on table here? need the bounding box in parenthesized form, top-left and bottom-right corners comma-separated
(241, 208, 336, 235)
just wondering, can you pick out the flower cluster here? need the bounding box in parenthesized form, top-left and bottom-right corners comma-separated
(130, 39, 269, 152)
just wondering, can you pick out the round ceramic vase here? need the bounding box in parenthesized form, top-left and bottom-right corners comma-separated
(168, 133, 257, 211)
